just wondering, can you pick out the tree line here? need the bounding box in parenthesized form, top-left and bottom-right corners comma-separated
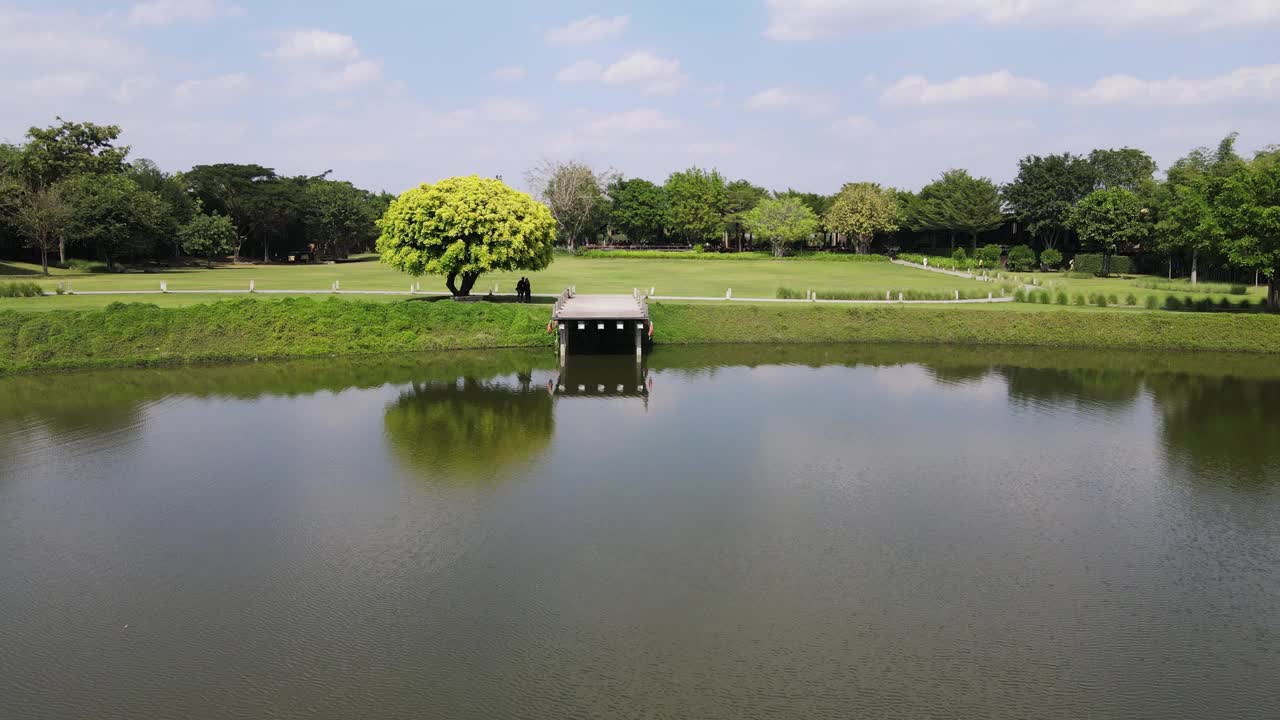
(2, 118, 1276, 310)
(526, 138, 1278, 308)
(0, 118, 392, 274)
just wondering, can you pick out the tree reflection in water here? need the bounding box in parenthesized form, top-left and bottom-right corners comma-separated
(382, 375, 555, 483)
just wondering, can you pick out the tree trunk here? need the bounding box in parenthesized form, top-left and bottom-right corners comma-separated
(459, 272, 479, 296)
(263, 240, 269, 263)
(1191, 250, 1198, 285)
(949, 231, 955, 251)
(855, 234, 872, 255)
(1268, 270, 1279, 313)
(58, 237, 66, 266)
(446, 271, 481, 297)
(40, 247, 49, 275)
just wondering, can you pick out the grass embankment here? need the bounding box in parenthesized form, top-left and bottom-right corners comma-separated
(0, 298, 553, 373)
(4, 297, 1280, 373)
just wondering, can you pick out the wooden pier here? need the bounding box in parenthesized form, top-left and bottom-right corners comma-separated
(552, 289, 650, 360)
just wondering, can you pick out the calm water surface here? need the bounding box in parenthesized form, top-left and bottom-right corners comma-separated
(2, 345, 1278, 719)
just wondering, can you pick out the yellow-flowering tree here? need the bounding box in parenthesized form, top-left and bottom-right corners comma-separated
(377, 175, 556, 296)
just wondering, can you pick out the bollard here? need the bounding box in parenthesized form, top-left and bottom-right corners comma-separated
(249, 279, 255, 293)
(988, 292, 993, 300)
(955, 290, 960, 300)
(410, 283, 415, 294)
(726, 288, 732, 299)
(160, 282, 167, 293)
(650, 286, 655, 297)
(886, 290, 890, 300)
(898, 292, 904, 302)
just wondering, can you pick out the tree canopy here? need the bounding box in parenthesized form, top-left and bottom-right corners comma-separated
(376, 175, 556, 296)
(909, 169, 1004, 250)
(825, 182, 900, 254)
(1003, 153, 1096, 250)
(664, 167, 727, 244)
(1069, 188, 1150, 272)
(179, 212, 238, 268)
(742, 197, 820, 257)
(608, 177, 666, 244)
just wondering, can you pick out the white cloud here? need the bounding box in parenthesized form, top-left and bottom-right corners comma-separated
(266, 30, 382, 96)
(0, 10, 144, 69)
(491, 65, 527, 82)
(764, 0, 1280, 40)
(880, 70, 1047, 106)
(173, 73, 251, 104)
(744, 87, 836, 115)
(828, 114, 878, 138)
(556, 60, 603, 84)
(600, 51, 687, 95)
(1071, 64, 1280, 106)
(15, 71, 98, 98)
(266, 29, 361, 63)
(578, 108, 681, 136)
(127, 0, 243, 27)
(545, 15, 630, 46)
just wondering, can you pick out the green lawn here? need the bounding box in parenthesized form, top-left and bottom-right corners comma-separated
(3, 255, 1002, 299)
(2, 255, 1270, 312)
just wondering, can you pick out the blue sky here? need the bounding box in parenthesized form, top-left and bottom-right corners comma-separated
(1, 1, 1277, 194)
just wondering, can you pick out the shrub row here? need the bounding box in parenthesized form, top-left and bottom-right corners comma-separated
(777, 286, 1010, 301)
(578, 249, 889, 262)
(1136, 279, 1249, 295)
(1072, 254, 1133, 276)
(0, 281, 44, 298)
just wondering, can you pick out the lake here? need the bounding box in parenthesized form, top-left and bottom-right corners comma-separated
(2, 345, 1278, 719)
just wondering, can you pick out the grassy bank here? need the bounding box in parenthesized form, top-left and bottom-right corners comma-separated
(3, 298, 1279, 373)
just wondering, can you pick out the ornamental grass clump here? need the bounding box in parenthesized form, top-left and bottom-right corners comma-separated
(0, 281, 44, 298)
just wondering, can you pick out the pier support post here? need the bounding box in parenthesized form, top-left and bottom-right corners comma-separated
(558, 323, 567, 365)
(635, 323, 642, 360)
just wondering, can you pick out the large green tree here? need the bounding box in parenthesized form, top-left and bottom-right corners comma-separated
(1216, 149, 1280, 311)
(303, 179, 378, 259)
(910, 169, 1004, 251)
(724, 179, 770, 251)
(1003, 153, 1096, 250)
(15, 118, 129, 191)
(130, 159, 196, 259)
(178, 211, 238, 268)
(1088, 147, 1157, 191)
(824, 182, 900, 254)
(664, 167, 727, 244)
(1158, 135, 1244, 284)
(741, 197, 819, 257)
(14, 186, 69, 274)
(185, 163, 279, 263)
(1068, 188, 1149, 275)
(377, 176, 556, 297)
(607, 177, 666, 245)
(60, 174, 167, 271)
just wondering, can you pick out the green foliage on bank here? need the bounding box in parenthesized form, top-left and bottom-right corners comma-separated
(648, 303, 1280, 353)
(4, 297, 1280, 373)
(0, 298, 554, 373)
